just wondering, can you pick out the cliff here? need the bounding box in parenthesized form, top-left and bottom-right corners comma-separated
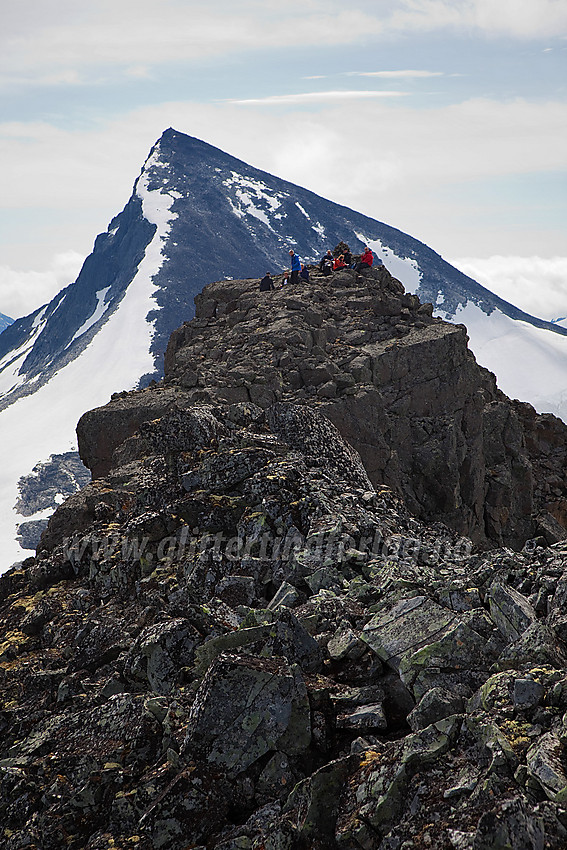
(2, 264, 567, 849)
(78, 263, 567, 551)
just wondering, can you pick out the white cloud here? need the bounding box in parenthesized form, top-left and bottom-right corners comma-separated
(2, 1, 565, 91)
(344, 70, 443, 78)
(471, 0, 567, 39)
(226, 90, 408, 105)
(390, 0, 567, 39)
(0, 251, 85, 319)
(0, 2, 386, 86)
(451, 256, 567, 321)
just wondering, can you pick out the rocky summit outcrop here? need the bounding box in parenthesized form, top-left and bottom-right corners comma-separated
(81, 263, 567, 550)
(3, 264, 567, 849)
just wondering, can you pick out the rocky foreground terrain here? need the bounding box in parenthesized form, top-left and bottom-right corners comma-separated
(3, 262, 567, 849)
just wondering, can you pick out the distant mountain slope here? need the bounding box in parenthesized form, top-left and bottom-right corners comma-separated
(0, 311, 13, 334)
(1, 127, 566, 571)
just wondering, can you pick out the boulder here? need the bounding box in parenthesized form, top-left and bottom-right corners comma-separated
(488, 582, 537, 643)
(184, 653, 311, 775)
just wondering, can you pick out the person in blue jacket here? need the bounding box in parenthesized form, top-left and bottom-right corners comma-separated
(288, 249, 301, 284)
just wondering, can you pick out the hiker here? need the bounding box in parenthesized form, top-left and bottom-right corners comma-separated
(289, 249, 301, 284)
(300, 263, 310, 282)
(355, 246, 374, 272)
(282, 271, 290, 286)
(259, 272, 274, 292)
(343, 248, 352, 266)
(333, 254, 347, 271)
(319, 250, 333, 277)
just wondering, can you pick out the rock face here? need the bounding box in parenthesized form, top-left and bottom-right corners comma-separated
(3, 266, 567, 849)
(81, 264, 567, 550)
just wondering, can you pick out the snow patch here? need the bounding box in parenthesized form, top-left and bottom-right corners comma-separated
(295, 202, 310, 219)
(68, 287, 111, 345)
(0, 310, 53, 397)
(356, 233, 422, 293)
(222, 172, 288, 232)
(32, 306, 48, 330)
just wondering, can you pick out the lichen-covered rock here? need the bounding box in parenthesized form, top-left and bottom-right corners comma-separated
(183, 653, 311, 775)
(527, 733, 567, 803)
(488, 582, 537, 643)
(361, 595, 455, 669)
(122, 617, 200, 694)
(472, 797, 545, 850)
(335, 717, 459, 847)
(497, 623, 567, 671)
(407, 686, 465, 731)
(361, 595, 495, 699)
(268, 402, 372, 490)
(162, 270, 567, 549)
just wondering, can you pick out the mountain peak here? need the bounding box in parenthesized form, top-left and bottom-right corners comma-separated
(2, 128, 567, 571)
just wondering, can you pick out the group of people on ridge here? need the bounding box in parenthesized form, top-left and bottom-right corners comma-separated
(259, 243, 376, 292)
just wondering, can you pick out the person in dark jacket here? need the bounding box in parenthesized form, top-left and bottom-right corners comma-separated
(289, 249, 301, 284)
(300, 263, 310, 282)
(259, 272, 274, 292)
(319, 250, 333, 276)
(355, 246, 374, 272)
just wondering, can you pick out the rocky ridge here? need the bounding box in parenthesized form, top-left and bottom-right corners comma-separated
(2, 264, 567, 849)
(80, 262, 567, 551)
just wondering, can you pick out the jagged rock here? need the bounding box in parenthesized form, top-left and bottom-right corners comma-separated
(361, 595, 495, 699)
(183, 653, 311, 775)
(15, 451, 91, 519)
(547, 569, 567, 641)
(268, 581, 301, 611)
(284, 755, 356, 846)
(335, 717, 459, 847)
(497, 623, 567, 671)
(472, 797, 545, 849)
(514, 677, 545, 709)
(407, 686, 465, 731)
(335, 702, 387, 732)
(162, 272, 567, 548)
(268, 402, 372, 490)
(327, 620, 366, 662)
(488, 582, 537, 643)
(527, 732, 567, 803)
(122, 617, 200, 694)
(193, 609, 322, 676)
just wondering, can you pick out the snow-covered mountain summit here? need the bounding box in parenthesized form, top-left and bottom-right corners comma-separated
(1, 127, 566, 571)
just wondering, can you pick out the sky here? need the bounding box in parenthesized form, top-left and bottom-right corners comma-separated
(1, 0, 566, 321)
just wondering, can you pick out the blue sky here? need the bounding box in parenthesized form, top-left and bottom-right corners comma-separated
(1, 0, 566, 319)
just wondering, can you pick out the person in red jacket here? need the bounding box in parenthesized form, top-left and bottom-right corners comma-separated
(355, 246, 374, 272)
(333, 254, 347, 271)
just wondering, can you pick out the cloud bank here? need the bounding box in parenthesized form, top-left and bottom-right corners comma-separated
(451, 256, 567, 322)
(0, 252, 85, 320)
(2, 0, 566, 90)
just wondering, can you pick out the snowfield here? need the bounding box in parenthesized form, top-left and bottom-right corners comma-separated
(0, 142, 178, 573)
(443, 301, 567, 420)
